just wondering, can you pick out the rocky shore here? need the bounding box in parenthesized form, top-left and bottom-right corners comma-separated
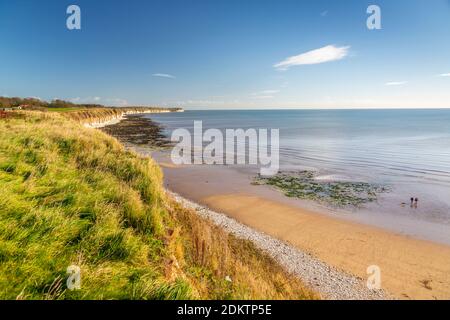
(100, 114, 171, 148)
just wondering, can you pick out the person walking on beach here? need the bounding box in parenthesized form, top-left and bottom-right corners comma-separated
(410, 197, 414, 207)
(414, 197, 418, 208)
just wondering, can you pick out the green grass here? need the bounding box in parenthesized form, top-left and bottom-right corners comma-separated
(0, 111, 316, 300)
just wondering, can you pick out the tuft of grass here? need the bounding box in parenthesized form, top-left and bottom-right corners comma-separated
(169, 200, 317, 300)
(0, 111, 316, 300)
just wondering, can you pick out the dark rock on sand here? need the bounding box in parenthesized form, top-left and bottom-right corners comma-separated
(101, 114, 171, 148)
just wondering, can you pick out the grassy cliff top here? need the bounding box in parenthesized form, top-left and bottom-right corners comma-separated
(0, 111, 315, 300)
(0, 96, 182, 113)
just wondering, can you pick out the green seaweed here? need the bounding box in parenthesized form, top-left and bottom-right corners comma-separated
(254, 171, 390, 208)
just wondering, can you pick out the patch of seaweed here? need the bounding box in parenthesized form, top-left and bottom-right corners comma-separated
(254, 171, 390, 207)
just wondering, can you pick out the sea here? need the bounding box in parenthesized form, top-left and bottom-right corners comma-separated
(147, 109, 450, 243)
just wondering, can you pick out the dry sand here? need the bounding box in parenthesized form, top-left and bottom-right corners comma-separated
(202, 193, 450, 300)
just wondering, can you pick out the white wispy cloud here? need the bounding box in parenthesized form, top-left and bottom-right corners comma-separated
(385, 81, 407, 86)
(152, 73, 176, 79)
(274, 45, 350, 70)
(252, 95, 275, 99)
(105, 98, 129, 106)
(438, 73, 450, 77)
(253, 90, 279, 95)
(173, 99, 240, 107)
(69, 96, 128, 106)
(69, 96, 101, 103)
(251, 89, 279, 99)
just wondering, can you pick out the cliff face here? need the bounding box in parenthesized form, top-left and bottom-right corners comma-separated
(63, 107, 183, 127)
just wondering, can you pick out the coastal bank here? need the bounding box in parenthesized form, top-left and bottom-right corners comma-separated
(0, 109, 315, 300)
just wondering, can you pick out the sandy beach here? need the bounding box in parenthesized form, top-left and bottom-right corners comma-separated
(153, 157, 450, 300)
(203, 193, 450, 300)
(103, 115, 450, 300)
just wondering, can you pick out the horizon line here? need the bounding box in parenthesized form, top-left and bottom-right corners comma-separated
(180, 106, 450, 111)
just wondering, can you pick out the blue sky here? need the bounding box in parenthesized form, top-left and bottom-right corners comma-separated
(1, 0, 450, 109)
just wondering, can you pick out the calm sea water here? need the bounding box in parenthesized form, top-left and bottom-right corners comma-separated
(148, 109, 450, 226)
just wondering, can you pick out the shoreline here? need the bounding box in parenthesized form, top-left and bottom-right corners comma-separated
(99, 114, 450, 300)
(156, 160, 450, 300)
(155, 156, 450, 246)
